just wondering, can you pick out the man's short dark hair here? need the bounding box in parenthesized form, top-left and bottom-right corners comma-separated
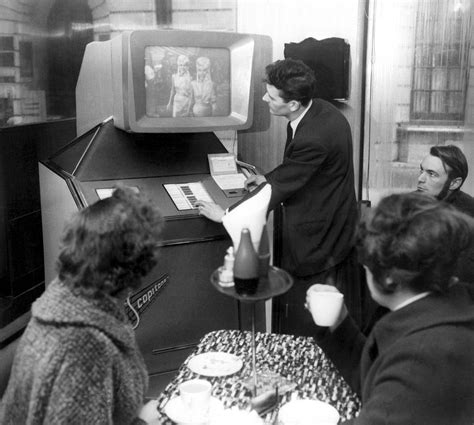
(357, 192, 472, 295)
(430, 145, 468, 188)
(264, 58, 317, 106)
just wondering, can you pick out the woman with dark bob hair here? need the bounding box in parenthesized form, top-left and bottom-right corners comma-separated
(307, 192, 474, 424)
(0, 186, 164, 424)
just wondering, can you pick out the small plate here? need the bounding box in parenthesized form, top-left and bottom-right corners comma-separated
(188, 351, 243, 377)
(164, 396, 224, 424)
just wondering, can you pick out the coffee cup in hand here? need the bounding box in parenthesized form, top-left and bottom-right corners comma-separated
(179, 379, 212, 420)
(308, 287, 344, 327)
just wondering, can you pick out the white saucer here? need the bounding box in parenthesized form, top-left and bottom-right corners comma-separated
(164, 396, 224, 424)
(187, 352, 243, 377)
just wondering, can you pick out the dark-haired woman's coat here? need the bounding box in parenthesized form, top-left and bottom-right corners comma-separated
(0, 280, 148, 425)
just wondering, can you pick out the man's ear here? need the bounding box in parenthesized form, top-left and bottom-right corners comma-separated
(382, 275, 397, 293)
(449, 177, 463, 191)
(288, 100, 301, 112)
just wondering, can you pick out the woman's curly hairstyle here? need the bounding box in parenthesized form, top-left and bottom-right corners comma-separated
(56, 186, 164, 298)
(357, 192, 472, 294)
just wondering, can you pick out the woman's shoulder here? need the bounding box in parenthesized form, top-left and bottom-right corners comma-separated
(376, 286, 474, 353)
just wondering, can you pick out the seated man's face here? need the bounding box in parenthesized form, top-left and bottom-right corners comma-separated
(417, 154, 450, 198)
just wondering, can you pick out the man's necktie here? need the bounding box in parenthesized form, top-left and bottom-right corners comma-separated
(284, 122, 293, 153)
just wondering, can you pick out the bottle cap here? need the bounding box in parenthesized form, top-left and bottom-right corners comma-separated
(224, 254, 234, 270)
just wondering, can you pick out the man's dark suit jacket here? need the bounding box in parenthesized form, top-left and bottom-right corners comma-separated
(446, 189, 474, 217)
(316, 283, 474, 424)
(265, 98, 357, 277)
(445, 190, 474, 284)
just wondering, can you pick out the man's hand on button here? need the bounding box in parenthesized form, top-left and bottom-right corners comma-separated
(194, 200, 225, 223)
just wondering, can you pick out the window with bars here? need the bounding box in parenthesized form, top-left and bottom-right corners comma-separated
(0, 96, 13, 126)
(19, 41, 33, 78)
(0, 36, 14, 67)
(410, 0, 471, 122)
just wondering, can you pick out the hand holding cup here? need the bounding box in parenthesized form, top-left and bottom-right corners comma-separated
(306, 284, 347, 330)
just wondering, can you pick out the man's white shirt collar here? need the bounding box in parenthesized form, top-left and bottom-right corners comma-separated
(393, 292, 431, 311)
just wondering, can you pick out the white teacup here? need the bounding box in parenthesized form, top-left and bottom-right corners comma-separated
(179, 379, 212, 420)
(308, 289, 344, 327)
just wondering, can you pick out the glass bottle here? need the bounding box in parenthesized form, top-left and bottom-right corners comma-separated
(218, 246, 234, 287)
(233, 228, 259, 295)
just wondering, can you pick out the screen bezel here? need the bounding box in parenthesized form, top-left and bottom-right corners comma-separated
(128, 30, 255, 133)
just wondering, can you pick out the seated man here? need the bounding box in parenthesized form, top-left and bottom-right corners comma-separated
(307, 192, 474, 425)
(417, 144, 474, 216)
(417, 145, 474, 283)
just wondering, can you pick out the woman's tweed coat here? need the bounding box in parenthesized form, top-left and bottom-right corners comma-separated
(0, 279, 148, 424)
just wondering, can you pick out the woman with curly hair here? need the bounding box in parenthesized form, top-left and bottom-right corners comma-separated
(0, 186, 164, 425)
(306, 192, 474, 424)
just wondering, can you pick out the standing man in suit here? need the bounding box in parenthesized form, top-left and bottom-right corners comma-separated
(197, 58, 360, 336)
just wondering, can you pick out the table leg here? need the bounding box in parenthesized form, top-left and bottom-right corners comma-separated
(252, 301, 257, 396)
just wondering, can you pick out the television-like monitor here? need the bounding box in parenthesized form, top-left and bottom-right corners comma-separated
(76, 30, 263, 135)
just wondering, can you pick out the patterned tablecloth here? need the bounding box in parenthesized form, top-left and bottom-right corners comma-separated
(156, 329, 361, 423)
